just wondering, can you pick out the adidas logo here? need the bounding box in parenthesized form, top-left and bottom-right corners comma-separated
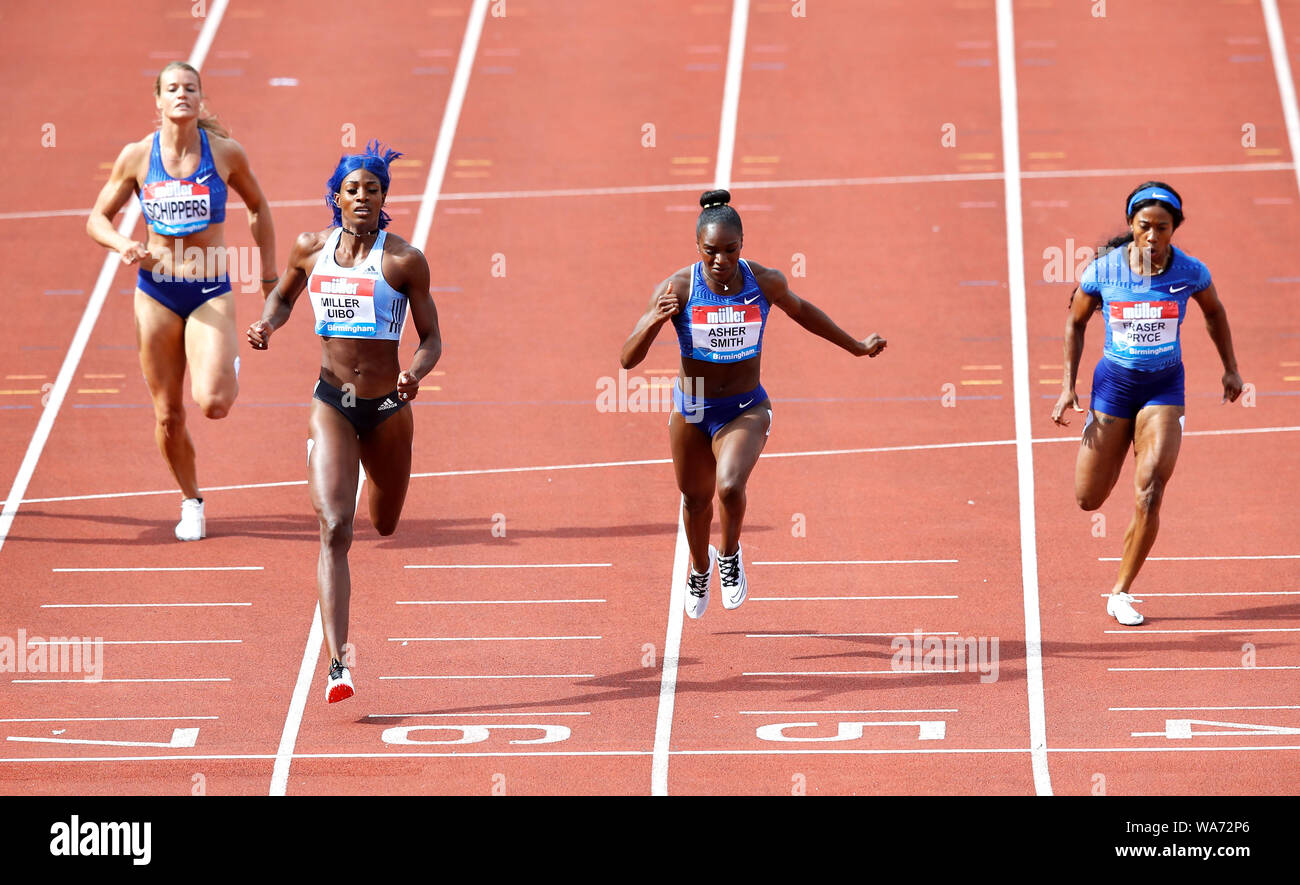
(377, 398, 398, 410)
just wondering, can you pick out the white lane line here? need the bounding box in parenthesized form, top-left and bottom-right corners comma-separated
(996, 0, 1052, 797)
(0, 6, 229, 558)
(365, 712, 591, 718)
(404, 563, 611, 569)
(379, 674, 596, 681)
(745, 632, 958, 638)
(1109, 666, 1300, 672)
(11, 744, 1300, 764)
(753, 559, 957, 565)
(653, 0, 751, 798)
(271, 463, 363, 797)
(738, 709, 958, 715)
(27, 639, 240, 646)
(1262, 0, 1300, 199)
(40, 602, 250, 609)
(271, 0, 497, 779)
(22, 424, 1300, 505)
(751, 595, 959, 601)
(743, 670, 962, 677)
(713, 0, 750, 186)
(1097, 591, 1300, 597)
(1104, 628, 1300, 635)
(1110, 706, 1300, 711)
(51, 566, 263, 573)
(13, 677, 230, 684)
(388, 636, 601, 642)
(12, 161, 1297, 223)
(395, 598, 606, 606)
(652, 506, 689, 798)
(0, 716, 217, 723)
(410, 0, 490, 253)
(1099, 554, 1300, 561)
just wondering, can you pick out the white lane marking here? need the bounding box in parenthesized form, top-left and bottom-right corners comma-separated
(1261, 0, 1300, 200)
(395, 598, 606, 605)
(996, 0, 1051, 797)
(1109, 666, 1300, 672)
(40, 602, 250, 608)
(379, 674, 595, 681)
(364, 712, 591, 718)
(409, 0, 491, 253)
(51, 566, 263, 572)
(1103, 628, 1300, 635)
(739, 709, 958, 715)
(751, 595, 959, 601)
(13, 678, 229, 684)
(1111, 706, 1300, 712)
(713, 0, 750, 188)
(404, 562, 611, 569)
(21, 425, 1300, 505)
(1097, 591, 1300, 597)
(743, 670, 962, 676)
(745, 632, 959, 638)
(652, 505, 689, 798)
(6, 727, 199, 748)
(14, 162, 1300, 223)
(1099, 554, 1300, 561)
(0, 716, 217, 723)
(387, 636, 600, 642)
(752, 559, 957, 565)
(0, 3, 229, 557)
(26, 639, 240, 646)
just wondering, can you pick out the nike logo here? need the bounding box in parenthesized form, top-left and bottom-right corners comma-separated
(1169, 285, 1188, 293)
(196, 173, 212, 184)
(743, 294, 761, 304)
(201, 285, 221, 294)
(738, 399, 754, 409)
(377, 398, 399, 410)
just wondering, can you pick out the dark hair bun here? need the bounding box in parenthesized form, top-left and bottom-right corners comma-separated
(699, 189, 732, 209)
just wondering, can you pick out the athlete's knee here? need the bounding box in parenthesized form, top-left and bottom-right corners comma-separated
(1076, 489, 1105, 512)
(681, 492, 712, 515)
(1134, 474, 1167, 516)
(196, 387, 236, 420)
(154, 405, 186, 438)
(319, 513, 354, 551)
(373, 514, 400, 537)
(716, 475, 747, 509)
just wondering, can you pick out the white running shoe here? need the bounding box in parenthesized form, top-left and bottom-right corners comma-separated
(175, 497, 205, 541)
(684, 545, 717, 620)
(1107, 592, 1144, 626)
(718, 544, 748, 610)
(326, 659, 354, 704)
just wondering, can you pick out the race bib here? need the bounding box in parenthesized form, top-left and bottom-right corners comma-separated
(1110, 301, 1179, 355)
(690, 303, 763, 362)
(309, 274, 377, 337)
(140, 179, 211, 236)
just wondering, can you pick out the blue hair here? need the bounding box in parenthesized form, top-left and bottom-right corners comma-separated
(326, 140, 403, 229)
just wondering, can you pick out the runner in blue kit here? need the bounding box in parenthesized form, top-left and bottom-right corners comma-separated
(1052, 181, 1243, 625)
(87, 62, 278, 541)
(247, 142, 442, 702)
(621, 190, 887, 619)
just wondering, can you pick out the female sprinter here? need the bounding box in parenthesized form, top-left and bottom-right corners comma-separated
(620, 190, 887, 619)
(87, 61, 277, 541)
(246, 142, 441, 703)
(1051, 181, 1242, 625)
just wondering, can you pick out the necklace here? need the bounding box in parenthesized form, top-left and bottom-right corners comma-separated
(341, 226, 377, 238)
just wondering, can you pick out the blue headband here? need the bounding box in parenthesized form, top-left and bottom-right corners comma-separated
(1126, 186, 1181, 217)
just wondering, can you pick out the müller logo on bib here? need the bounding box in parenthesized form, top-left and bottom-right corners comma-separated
(309, 274, 378, 335)
(1112, 301, 1178, 321)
